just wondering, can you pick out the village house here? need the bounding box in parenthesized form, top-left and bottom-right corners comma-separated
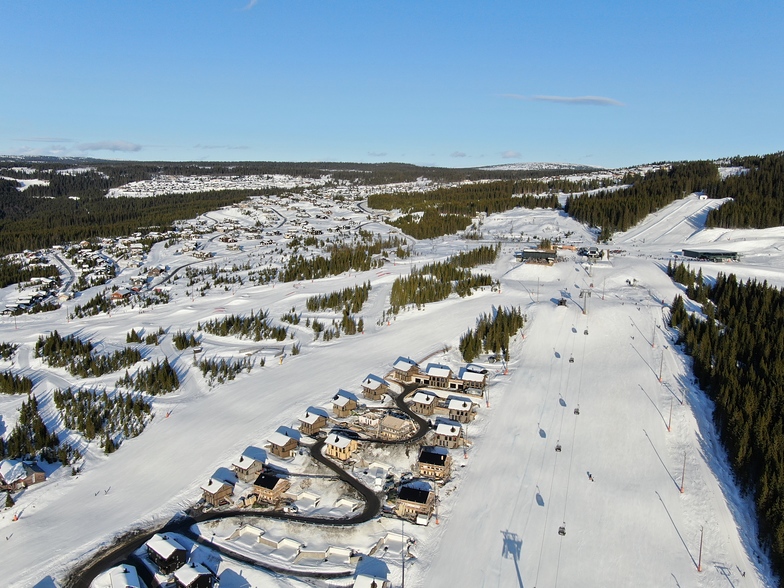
(201, 478, 234, 507)
(268, 430, 298, 458)
(111, 288, 133, 301)
(325, 433, 359, 462)
(409, 391, 437, 416)
(447, 397, 477, 423)
(331, 390, 358, 418)
(391, 356, 419, 382)
(455, 366, 487, 393)
(0, 460, 45, 491)
(417, 446, 452, 480)
(298, 408, 329, 436)
(253, 472, 291, 505)
(145, 533, 187, 575)
(361, 373, 390, 401)
(107, 565, 142, 588)
(415, 363, 452, 389)
(396, 483, 435, 520)
(434, 422, 464, 449)
(231, 447, 266, 482)
(380, 414, 413, 441)
(174, 562, 215, 588)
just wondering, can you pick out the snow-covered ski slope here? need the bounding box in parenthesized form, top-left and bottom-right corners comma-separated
(0, 191, 780, 587)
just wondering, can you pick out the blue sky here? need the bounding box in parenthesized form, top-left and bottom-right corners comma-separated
(2, 1, 782, 168)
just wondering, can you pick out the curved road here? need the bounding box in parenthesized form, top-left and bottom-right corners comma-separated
(68, 380, 435, 587)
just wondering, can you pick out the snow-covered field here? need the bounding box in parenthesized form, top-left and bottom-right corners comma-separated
(0, 185, 780, 587)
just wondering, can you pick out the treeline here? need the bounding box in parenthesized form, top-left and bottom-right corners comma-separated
(0, 342, 18, 359)
(0, 187, 257, 254)
(459, 307, 526, 362)
(452, 244, 501, 267)
(306, 282, 371, 313)
(706, 152, 784, 229)
(199, 309, 288, 341)
(0, 258, 60, 288)
(198, 356, 256, 386)
(668, 264, 784, 575)
(172, 330, 199, 350)
(281, 240, 387, 282)
(369, 181, 560, 239)
(53, 388, 152, 453)
(0, 395, 77, 464)
(116, 358, 179, 395)
(565, 161, 720, 241)
(35, 331, 142, 378)
(389, 258, 495, 314)
(0, 370, 33, 394)
(0, 156, 595, 186)
(71, 291, 113, 318)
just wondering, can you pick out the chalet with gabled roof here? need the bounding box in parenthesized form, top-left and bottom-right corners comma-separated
(268, 430, 298, 458)
(201, 478, 234, 507)
(299, 408, 329, 436)
(253, 472, 291, 505)
(361, 373, 390, 400)
(434, 422, 463, 449)
(380, 414, 413, 441)
(146, 533, 187, 574)
(174, 562, 215, 588)
(391, 356, 419, 382)
(331, 390, 358, 418)
(417, 446, 452, 480)
(447, 396, 477, 423)
(409, 391, 436, 416)
(418, 363, 452, 389)
(325, 433, 359, 462)
(231, 447, 266, 482)
(396, 483, 434, 519)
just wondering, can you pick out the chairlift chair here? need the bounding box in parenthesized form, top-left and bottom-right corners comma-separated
(558, 525, 566, 536)
(555, 442, 562, 452)
(569, 355, 574, 363)
(584, 329, 589, 335)
(574, 406, 580, 415)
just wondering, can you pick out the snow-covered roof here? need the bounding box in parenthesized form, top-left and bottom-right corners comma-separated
(435, 423, 462, 437)
(448, 397, 475, 410)
(393, 356, 418, 372)
(108, 564, 141, 588)
(411, 391, 436, 405)
(425, 363, 451, 378)
(232, 450, 265, 470)
(332, 390, 356, 407)
(327, 434, 353, 449)
(146, 533, 185, 559)
(268, 431, 296, 447)
(201, 477, 232, 494)
(362, 373, 389, 389)
(0, 460, 25, 484)
(174, 562, 212, 586)
(458, 368, 485, 382)
(300, 410, 326, 425)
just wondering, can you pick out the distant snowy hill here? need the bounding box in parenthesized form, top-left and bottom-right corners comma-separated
(477, 162, 606, 172)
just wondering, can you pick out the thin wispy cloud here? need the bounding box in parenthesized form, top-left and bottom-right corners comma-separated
(451, 151, 467, 158)
(367, 151, 387, 157)
(242, 0, 258, 10)
(502, 93, 624, 107)
(502, 150, 521, 159)
(17, 137, 73, 143)
(77, 140, 142, 152)
(194, 144, 249, 150)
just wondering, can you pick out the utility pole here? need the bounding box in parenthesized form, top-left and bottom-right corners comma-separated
(652, 323, 656, 348)
(680, 452, 686, 493)
(602, 277, 606, 300)
(697, 525, 704, 572)
(658, 352, 664, 383)
(579, 289, 592, 315)
(667, 397, 673, 432)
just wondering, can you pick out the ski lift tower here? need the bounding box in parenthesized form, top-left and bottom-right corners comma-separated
(579, 289, 592, 315)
